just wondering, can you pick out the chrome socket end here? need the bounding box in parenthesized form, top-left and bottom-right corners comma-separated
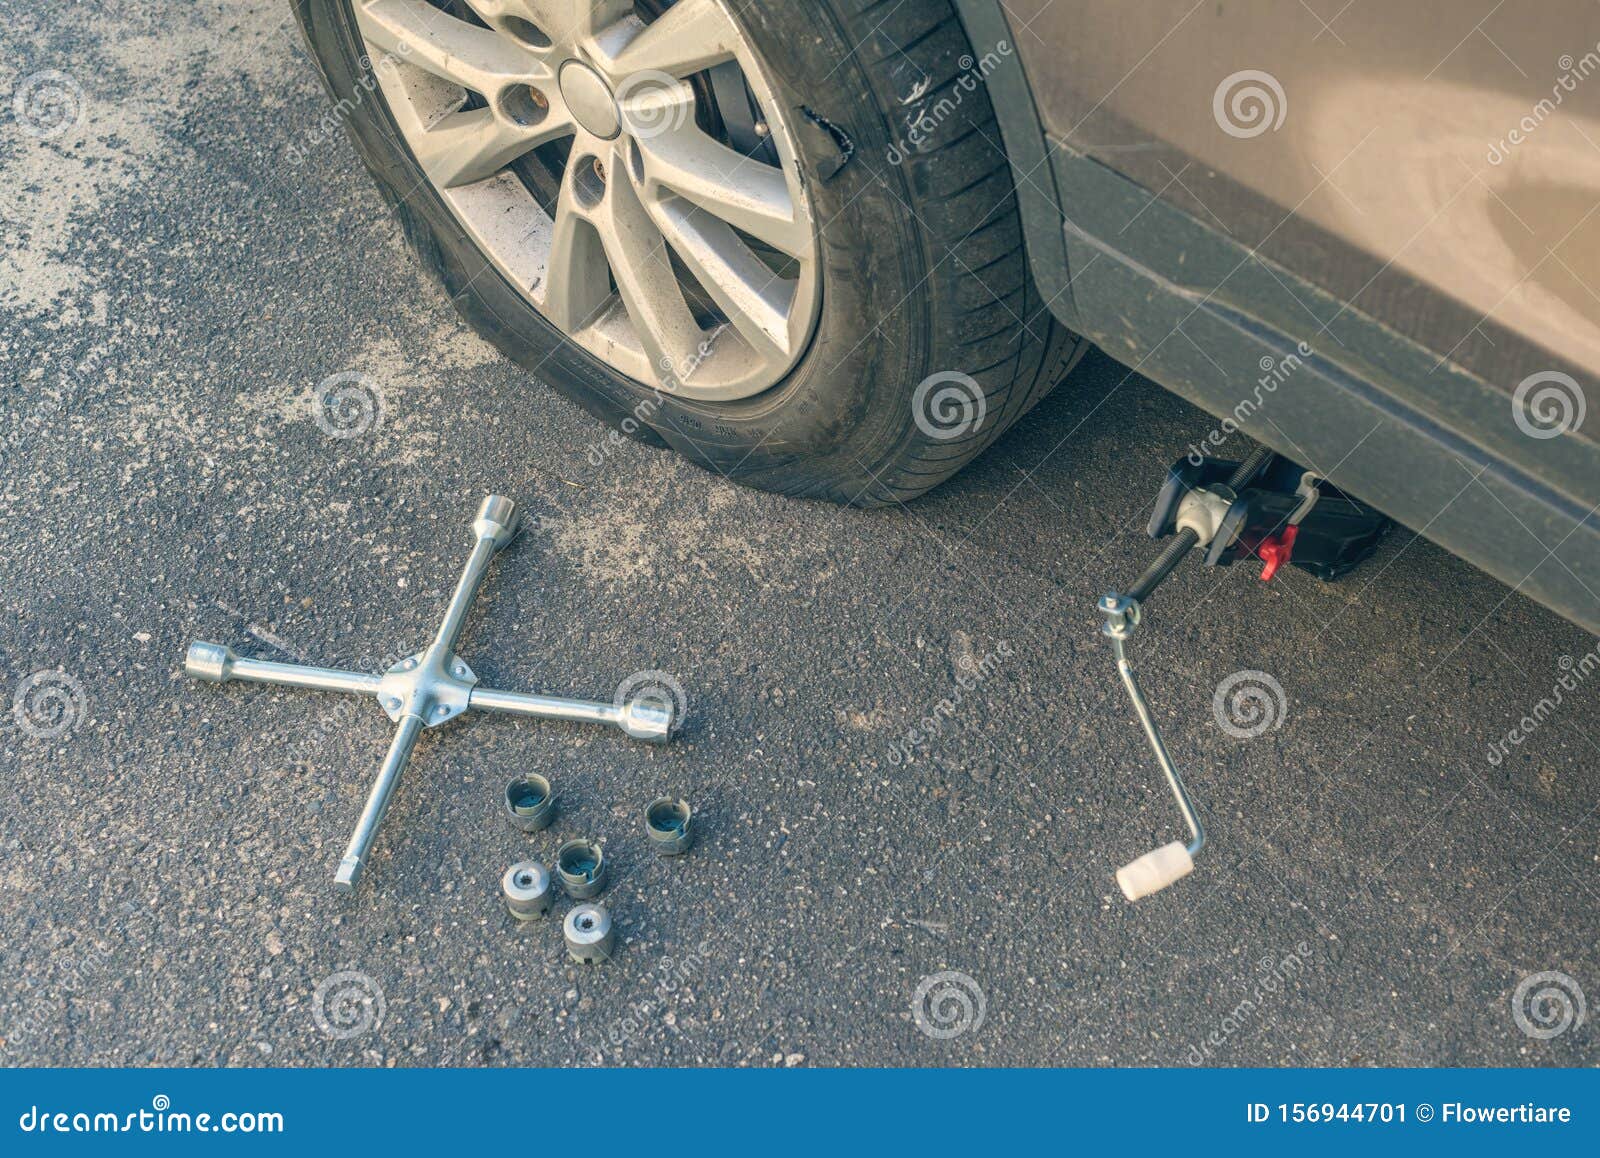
(473, 494, 520, 551)
(564, 903, 615, 964)
(555, 838, 607, 899)
(644, 796, 694, 856)
(185, 641, 236, 683)
(504, 774, 556, 834)
(502, 860, 555, 921)
(618, 695, 674, 743)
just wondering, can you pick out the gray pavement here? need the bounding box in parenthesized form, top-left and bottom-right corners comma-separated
(1, 1, 1596, 1067)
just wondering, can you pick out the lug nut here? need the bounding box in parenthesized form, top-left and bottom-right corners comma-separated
(564, 903, 615, 964)
(504, 774, 555, 833)
(644, 796, 694, 856)
(555, 838, 607, 899)
(501, 860, 554, 921)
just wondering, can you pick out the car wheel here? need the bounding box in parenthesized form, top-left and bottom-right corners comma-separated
(293, 0, 1086, 504)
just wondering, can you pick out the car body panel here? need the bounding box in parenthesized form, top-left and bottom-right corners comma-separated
(1002, 0, 1600, 391)
(952, 0, 1600, 633)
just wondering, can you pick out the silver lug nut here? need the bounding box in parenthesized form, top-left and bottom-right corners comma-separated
(504, 774, 555, 833)
(564, 903, 615, 964)
(502, 860, 554, 921)
(555, 838, 607, 899)
(644, 796, 694, 856)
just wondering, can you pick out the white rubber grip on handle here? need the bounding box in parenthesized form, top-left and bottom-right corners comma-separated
(1116, 841, 1195, 901)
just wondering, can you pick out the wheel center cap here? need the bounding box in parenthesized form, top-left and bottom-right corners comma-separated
(559, 62, 621, 140)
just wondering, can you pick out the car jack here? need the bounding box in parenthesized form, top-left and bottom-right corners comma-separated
(1099, 447, 1390, 900)
(184, 495, 676, 893)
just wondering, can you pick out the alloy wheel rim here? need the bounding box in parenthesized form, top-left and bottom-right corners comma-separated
(354, 0, 821, 401)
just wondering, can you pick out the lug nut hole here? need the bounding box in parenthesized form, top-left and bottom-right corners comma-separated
(500, 16, 552, 50)
(501, 84, 550, 128)
(573, 155, 607, 208)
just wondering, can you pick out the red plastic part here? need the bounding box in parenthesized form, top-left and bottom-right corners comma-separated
(1257, 524, 1299, 582)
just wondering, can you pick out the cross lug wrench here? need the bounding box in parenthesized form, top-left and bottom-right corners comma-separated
(185, 495, 678, 894)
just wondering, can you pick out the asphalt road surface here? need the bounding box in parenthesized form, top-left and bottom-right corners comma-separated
(2, 1, 1596, 1067)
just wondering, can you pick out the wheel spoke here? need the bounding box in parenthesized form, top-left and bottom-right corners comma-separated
(648, 195, 793, 366)
(356, 0, 543, 94)
(603, 0, 738, 78)
(472, 0, 632, 44)
(542, 178, 613, 333)
(412, 104, 571, 188)
(589, 155, 704, 376)
(634, 124, 810, 257)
